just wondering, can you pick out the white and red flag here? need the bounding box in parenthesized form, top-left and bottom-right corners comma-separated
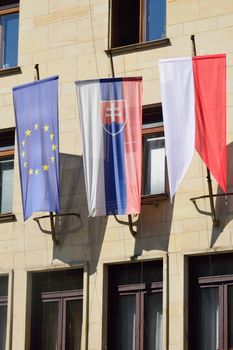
(159, 54, 226, 200)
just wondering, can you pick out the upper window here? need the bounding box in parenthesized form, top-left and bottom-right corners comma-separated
(111, 0, 166, 48)
(0, 130, 15, 214)
(0, 1, 19, 69)
(142, 104, 166, 202)
(189, 253, 233, 350)
(107, 261, 163, 350)
(29, 269, 83, 350)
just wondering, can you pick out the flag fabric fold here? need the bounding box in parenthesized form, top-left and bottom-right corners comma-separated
(76, 77, 142, 217)
(159, 54, 226, 200)
(13, 76, 60, 220)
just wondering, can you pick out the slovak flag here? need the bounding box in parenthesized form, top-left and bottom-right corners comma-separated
(76, 77, 142, 217)
(159, 54, 226, 200)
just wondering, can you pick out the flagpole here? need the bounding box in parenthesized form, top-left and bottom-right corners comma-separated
(34, 64, 59, 243)
(190, 35, 219, 226)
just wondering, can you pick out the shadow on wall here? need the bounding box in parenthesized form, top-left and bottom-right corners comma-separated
(133, 198, 174, 256)
(52, 153, 107, 274)
(51, 154, 174, 271)
(210, 142, 233, 247)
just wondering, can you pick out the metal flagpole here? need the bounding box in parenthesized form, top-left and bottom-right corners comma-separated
(33, 64, 80, 243)
(34, 64, 59, 243)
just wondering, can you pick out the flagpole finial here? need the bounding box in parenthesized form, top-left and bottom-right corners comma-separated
(190, 35, 197, 56)
(34, 64, 40, 81)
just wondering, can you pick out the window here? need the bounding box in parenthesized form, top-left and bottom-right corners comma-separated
(107, 261, 163, 350)
(142, 104, 166, 203)
(189, 253, 233, 350)
(0, 1, 19, 69)
(111, 0, 166, 48)
(30, 269, 83, 350)
(0, 275, 8, 350)
(0, 129, 15, 214)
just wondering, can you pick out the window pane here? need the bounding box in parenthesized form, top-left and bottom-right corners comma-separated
(0, 276, 8, 297)
(0, 159, 14, 213)
(111, 0, 140, 47)
(117, 295, 136, 350)
(228, 285, 233, 347)
(1, 13, 19, 68)
(144, 292, 163, 350)
(142, 136, 165, 195)
(33, 269, 83, 293)
(146, 0, 166, 41)
(42, 301, 59, 350)
(0, 305, 7, 350)
(65, 299, 82, 350)
(198, 287, 219, 350)
(109, 261, 163, 286)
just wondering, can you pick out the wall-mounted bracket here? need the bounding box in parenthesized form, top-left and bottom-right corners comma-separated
(190, 192, 233, 227)
(33, 212, 80, 244)
(114, 214, 139, 236)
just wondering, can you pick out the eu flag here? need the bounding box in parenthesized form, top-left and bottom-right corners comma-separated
(13, 76, 60, 220)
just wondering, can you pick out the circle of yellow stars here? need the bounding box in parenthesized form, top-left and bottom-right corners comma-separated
(21, 123, 57, 176)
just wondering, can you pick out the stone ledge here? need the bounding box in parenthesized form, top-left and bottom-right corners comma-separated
(0, 66, 21, 78)
(105, 38, 171, 56)
(0, 213, 17, 223)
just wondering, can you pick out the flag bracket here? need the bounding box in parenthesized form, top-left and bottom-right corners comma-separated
(190, 192, 233, 227)
(33, 212, 80, 244)
(114, 214, 138, 236)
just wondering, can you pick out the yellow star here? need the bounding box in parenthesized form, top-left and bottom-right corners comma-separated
(29, 168, 34, 175)
(34, 123, 39, 130)
(50, 156, 55, 163)
(42, 164, 49, 171)
(52, 144, 57, 151)
(21, 151, 25, 158)
(35, 169, 39, 175)
(44, 124, 49, 132)
(50, 133, 55, 140)
(24, 162, 28, 168)
(21, 140, 25, 147)
(25, 129, 31, 137)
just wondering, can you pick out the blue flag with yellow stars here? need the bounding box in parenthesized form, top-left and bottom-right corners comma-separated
(13, 76, 60, 220)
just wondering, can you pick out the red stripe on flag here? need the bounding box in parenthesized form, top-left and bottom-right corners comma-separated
(193, 54, 226, 192)
(122, 79, 142, 214)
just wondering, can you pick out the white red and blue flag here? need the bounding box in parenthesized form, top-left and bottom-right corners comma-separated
(76, 77, 142, 217)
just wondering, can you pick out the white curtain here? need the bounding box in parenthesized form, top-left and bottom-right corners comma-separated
(198, 287, 219, 350)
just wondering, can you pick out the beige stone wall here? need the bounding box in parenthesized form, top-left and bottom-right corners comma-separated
(0, 0, 232, 349)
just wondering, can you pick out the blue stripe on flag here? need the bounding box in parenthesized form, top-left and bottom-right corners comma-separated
(100, 79, 124, 101)
(100, 80, 126, 215)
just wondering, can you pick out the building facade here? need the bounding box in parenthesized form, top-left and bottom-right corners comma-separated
(0, 0, 232, 349)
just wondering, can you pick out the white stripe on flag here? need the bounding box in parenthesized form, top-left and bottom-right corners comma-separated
(76, 82, 106, 216)
(159, 57, 195, 200)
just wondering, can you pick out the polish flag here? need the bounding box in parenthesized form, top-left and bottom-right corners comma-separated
(159, 54, 226, 199)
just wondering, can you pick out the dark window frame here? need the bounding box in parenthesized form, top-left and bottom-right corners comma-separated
(141, 104, 167, 204)
(0, 275, 9, 350)
(118, 283, 162, 349)
(0, 2, 21, 77)
(196, 275, 233, 350)
(188, 255, 233, 350)
(30, 269, 84, 350)
(41, 289, 83, 350)
(107, 261, 163, 350)
(0, 129, 16, 221)
(108, 0, 170, 55)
